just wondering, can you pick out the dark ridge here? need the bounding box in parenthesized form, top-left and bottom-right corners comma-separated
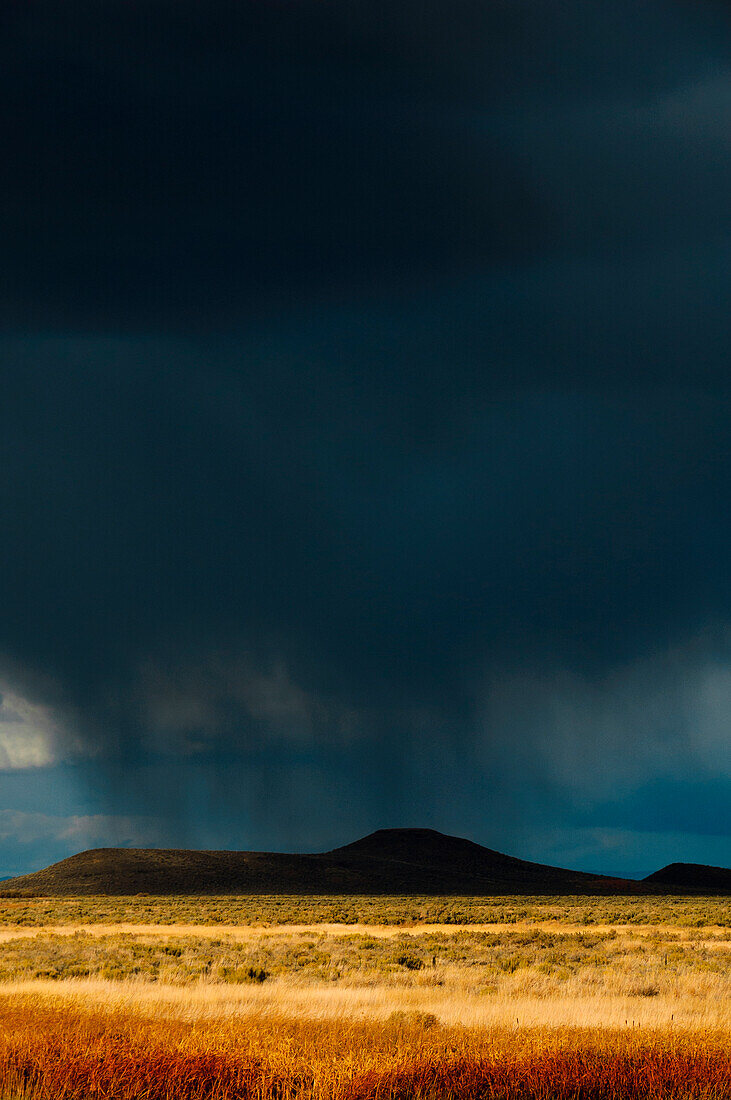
(0, 828, 726, 896)
(328, 828, 629, 889)
(643, 862, 731, 890)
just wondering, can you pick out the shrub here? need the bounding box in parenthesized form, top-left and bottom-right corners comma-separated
(396, 955, 424, 970)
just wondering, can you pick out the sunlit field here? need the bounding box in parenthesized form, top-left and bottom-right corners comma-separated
(0, 895, 728, 1098)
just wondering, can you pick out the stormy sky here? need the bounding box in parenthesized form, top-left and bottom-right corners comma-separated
(1, 0, 730, 878)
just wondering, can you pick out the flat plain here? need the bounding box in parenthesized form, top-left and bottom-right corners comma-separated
(0, 894, 728, 1099)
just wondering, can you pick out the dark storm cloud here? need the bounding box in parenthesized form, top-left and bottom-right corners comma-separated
(2, 0, 729, 328)
(0, 0, 730, 866)
(1, 0, 550, 328)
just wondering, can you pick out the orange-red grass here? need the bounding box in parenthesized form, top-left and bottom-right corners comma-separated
(0, 998, 727, 1100)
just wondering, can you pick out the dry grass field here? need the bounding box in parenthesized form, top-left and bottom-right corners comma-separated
(0, 893, 728, 927)
(0, 894, 727, 1098)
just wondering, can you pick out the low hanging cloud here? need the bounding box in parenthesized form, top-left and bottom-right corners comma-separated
(0, 810, 165, 849)
(139, 653, 367, 753)
(0, 690, 65, 770)
(479, 628, 731, 803)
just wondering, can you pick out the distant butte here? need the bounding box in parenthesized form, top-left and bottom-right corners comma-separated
(0, 828, 727, 896)
(642, 862, 731, 891)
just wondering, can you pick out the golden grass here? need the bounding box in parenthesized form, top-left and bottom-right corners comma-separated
(0, 918, 728, 941)
(0, 972, 728, 1032)
(0, 895, 727, 1097)
(0, 997, 727, 1100)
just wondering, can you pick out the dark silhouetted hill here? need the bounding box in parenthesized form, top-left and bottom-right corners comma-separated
(0, 828, 726, 896)
(328, 829, 632, 892)
(643, 862, 731, 891)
